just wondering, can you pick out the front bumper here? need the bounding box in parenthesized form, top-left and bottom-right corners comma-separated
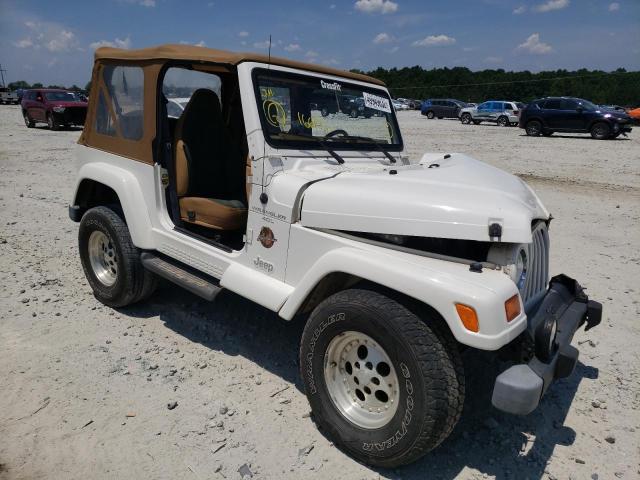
(491, 274, 602, 415)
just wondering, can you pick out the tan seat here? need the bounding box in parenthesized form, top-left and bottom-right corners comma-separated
(173, 88, 247, 230)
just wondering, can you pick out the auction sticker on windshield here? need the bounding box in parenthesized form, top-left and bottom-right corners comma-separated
(363, 92, 391, 113)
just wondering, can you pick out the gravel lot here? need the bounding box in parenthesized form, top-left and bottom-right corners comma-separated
(1, 105, 639, 480)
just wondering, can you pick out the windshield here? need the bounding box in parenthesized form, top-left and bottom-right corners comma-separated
(253, 69, 402, 151)
(44, 91, 82, 102)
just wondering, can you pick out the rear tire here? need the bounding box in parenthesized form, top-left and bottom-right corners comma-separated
(497, 115, 509, 127)
(79, 206, 157, 308)
(460, 113, 472, 124)
(426, 111, 435, 119)
(590, 122, 611, 140)
(300, 289, 465, 467)
(23, 111, 35, 128)
(525, 120, 542, 136)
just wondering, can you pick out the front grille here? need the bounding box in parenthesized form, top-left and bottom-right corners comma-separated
(522, 222, 550, 303)
(61, 106, 87, 126)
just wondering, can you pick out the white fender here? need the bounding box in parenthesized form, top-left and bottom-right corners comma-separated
(279, 244, 527, 351)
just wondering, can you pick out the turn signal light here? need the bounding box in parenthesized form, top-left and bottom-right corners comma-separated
(505, 295, 521, 322)
(455, 303, 479, 333)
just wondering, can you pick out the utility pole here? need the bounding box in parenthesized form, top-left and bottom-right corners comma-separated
(0, 64, 6, 87)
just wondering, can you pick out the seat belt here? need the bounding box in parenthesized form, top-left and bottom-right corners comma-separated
(159, 94, 183, 227)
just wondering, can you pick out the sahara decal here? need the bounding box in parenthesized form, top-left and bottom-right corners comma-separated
(257, 226, 277, 248)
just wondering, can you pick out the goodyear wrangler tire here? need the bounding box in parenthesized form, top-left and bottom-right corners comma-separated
(79, 206, 157, 308)
(299, 289, 465, 467)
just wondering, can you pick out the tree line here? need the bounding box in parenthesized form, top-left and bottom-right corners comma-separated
(8, 67, 640, 107)
(6, 80, 91, 94)
(352, 66, 640, 107)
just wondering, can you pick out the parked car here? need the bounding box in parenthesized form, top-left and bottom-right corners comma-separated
(421, 98, 467, 119)
(626, 107, 640, 124)
(599, 104, 626, 113)
(69, 44, 601, 468)
(519, 97, 633, 139)
(459, 101, 525, 127)
(397, 98, 421, 110)
(166, 97, 191, 118)
(0, 87, 19, 104)
(21, 88, 88, 130)
(392, 99, 409, 110)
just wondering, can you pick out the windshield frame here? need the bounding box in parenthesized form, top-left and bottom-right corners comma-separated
(251, 67, 404, 152)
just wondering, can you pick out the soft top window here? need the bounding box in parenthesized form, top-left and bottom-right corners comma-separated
(100, 65, 144, 140)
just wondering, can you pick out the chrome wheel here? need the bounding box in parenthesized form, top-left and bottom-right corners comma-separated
(324, 331, 400, 429)
(88, 230, 118, 286)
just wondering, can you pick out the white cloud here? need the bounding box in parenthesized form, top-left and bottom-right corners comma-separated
(18, 21, 78, 52)
(516, 33, 553, 54)
(90, 36, 132, 50)
(373, 32, 393, 44)
(121, 0, 156, 6)
(412, 34, 456, 47)
(14, 38, 34, 48)
(253, 40, 271, 49)
(608, 2, 620, 12)
(533, 0, 569, 13)
(284, 43, 302, 52)
(354, 0, 398, 15)
(238, 31, 249, 37)
(45, 30, 75, 52)
(305, 50, 319, 58)
(513, 6, 526, 14)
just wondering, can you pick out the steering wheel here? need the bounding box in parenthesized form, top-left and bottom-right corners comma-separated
(324, 129, 348, 139)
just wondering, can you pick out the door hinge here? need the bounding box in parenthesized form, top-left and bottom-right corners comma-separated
(161, 168, 170, 187)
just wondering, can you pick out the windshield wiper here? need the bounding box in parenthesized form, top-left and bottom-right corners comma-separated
(333, 135, 397, 164)
(272, 132, 345, 164)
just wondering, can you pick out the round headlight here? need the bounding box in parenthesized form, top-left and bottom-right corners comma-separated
(515, 248, 528, 290)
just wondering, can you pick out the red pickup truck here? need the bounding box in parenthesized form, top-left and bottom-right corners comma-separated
(21, 88, 88, 130)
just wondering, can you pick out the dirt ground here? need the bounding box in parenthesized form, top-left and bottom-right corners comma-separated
(1, 105, 639, 480)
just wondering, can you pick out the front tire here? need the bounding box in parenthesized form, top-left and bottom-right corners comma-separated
(47, 113, 59, 131)
(300, 289, 464, 467)
(79, 206, 157, 308)
(460, 113, 472, 124)
(590, 122, 611, 140)
(426, 111, 435, 119)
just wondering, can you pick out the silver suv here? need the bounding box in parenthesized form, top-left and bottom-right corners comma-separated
(459, 100, 525, 126)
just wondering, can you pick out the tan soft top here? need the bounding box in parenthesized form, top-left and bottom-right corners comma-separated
(94, 44, 385, 86)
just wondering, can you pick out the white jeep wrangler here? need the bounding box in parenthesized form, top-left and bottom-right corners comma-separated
(69, 45, 602, 467)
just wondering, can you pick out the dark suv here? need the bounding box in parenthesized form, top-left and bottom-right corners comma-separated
(421, 98, 467, 119)
(519, 97, 632, 140)
(21, 89, 88, 130)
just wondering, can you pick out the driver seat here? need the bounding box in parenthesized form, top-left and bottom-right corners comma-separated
(173, 89, 247, 231)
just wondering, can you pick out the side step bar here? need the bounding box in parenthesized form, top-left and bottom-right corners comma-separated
(140, 252, 222, 301)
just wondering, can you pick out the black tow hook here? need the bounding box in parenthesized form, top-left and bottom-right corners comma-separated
(583, 300, 603, 331)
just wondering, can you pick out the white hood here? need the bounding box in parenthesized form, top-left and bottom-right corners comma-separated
(298, 153, 549, 243)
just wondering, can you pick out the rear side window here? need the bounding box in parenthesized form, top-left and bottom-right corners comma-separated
(504, 103, 513, 111)
(561, 99, 578, 110)
(543, 99, 562, 110)
(95, 91, 116, 136)
(101, 65, 144, 140)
